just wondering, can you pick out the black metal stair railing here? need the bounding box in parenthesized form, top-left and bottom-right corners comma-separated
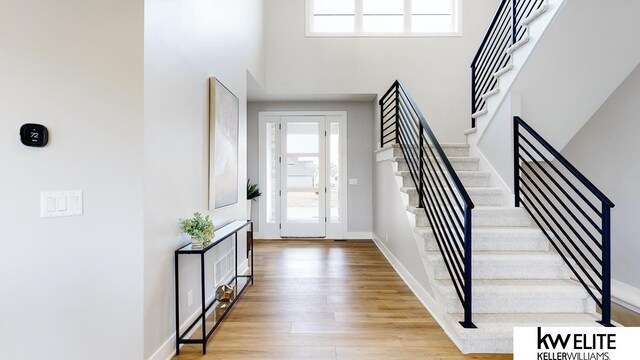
(471, 0, 545, 128)
(513, 116, 615, 327)
(380, 80, 476, 328)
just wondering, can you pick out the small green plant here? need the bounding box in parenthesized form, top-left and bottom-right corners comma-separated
(179, 212, 215, 243)
(247, 179, 262, 201)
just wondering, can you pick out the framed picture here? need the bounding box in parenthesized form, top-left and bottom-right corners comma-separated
(209, 77, 239, 209)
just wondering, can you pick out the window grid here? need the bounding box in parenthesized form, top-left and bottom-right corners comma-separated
(308, 0, 460, 36)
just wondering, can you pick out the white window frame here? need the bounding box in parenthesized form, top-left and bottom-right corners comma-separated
(306, 0, 462, 37)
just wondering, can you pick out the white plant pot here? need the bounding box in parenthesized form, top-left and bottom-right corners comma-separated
(247, 199, 252, 220)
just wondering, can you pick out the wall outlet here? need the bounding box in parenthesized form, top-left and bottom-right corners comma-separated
(187, 290, 193, 307)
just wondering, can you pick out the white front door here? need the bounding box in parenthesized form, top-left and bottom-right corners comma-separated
(258, 111, 347, 239)
(280, 116, 327, 237)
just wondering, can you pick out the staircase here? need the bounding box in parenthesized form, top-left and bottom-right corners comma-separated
(378, 79, 613, 353)
(375, 0, 620, 353)
(390, 143, 599, 353)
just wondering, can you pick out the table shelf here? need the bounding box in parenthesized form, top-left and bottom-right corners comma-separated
(174, 220, 253, 355)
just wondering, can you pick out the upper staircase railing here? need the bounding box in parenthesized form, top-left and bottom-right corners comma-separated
(380, 81, 476, 328)
(471, 0, 546, 127)
(514, 116, 614, 327)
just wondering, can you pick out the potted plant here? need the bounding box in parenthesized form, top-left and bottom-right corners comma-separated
(179, 212, 215, 249)
(246, 179, 262, 220)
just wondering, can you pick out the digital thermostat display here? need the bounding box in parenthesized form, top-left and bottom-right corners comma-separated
(20, 123, 48, 147)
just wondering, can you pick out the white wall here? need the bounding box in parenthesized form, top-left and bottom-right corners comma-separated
(143, 0, 265, 359)
(373, 157, 434, 296)
(476, 92, 519, 197)
(247, 101, 374, 235)
(0, 1, 144, 359)
(264, 0, 501, 143)
(560, 64, 640, 291)
(511, 0, 640, 150)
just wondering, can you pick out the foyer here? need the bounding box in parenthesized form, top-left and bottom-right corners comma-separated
(173, 240, 512, 360)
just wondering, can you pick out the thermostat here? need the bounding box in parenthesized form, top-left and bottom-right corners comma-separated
(20, 123, 48, 147)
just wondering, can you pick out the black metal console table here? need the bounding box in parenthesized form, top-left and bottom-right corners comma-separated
(174, 219, 253, 355)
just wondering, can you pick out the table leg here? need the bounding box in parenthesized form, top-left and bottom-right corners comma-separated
(200, 253, 206, 354)
(175, 254, 180, 355)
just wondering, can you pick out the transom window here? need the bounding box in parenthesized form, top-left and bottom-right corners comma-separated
(307, 0, 461, 36)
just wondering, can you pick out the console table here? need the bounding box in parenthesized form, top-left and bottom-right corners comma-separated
(174, 220, 253, 355)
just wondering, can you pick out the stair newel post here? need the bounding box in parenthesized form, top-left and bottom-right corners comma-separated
(418, 122, 424, 208)
(513, 117, 520, 207)
(461, 206, 476, 329)
(379, 100, 384, 148)
(471, 63, 477, 128)
(394, 82, 400, 144)
(601, 204, 613, 327)
(511, 0, 517, 45)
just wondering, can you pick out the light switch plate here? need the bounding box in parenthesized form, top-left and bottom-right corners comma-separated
(348, 179, 358, 186)
(41, 191, 83, 218)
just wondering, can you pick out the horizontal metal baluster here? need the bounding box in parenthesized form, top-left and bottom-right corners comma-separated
(421, 167, 465, 233)
(519, 171, 603, 277)
(419, 172, 467, 280)
(474, 23, 511, 76)
(517, 119, 613, 207)
(474, 16, 510, 73)
(518, 139, 603, 225)
(471, 0, 510, 66)
(421, 157, 465, 251)
(474, 15, 511, 73)
(421, 143, 465, 217)
(518, 188, 604, 299)
(518, 156, 604, 253)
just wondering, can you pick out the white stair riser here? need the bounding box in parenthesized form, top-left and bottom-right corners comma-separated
(411, 208, 532, 227)
(474, 210, 532, 227)
(395, 160, 409, 172)
(403, 188, 503, 206)
(397, 172, 492, 188)
(393, 145, 469, 158)
(422, 232, 549, 252)
(428, 257, 570, 280)
(441, 293, 595, 314)
(393, 158, 479, 172)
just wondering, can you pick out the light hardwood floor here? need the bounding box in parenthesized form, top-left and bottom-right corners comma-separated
(174, 240, 513, 360)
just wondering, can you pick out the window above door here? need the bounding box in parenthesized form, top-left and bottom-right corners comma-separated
(306, 0, 461, 37)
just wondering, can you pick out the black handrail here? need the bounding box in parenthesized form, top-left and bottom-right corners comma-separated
(513, 116, 614, 327)
(471, 0, 545, 128)
(380, 80, 476, 328)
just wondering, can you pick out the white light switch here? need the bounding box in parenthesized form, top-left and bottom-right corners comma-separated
(46, 197, 56, 212)
(56, 196, 67, 211)
(41, 191, 83, 218)
(68, 196, 79, 211)
(348, 179, 358, 186)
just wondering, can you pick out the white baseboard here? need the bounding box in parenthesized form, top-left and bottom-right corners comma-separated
(613, 279, 640, 313)
(148, 258, 250, 360)
(253, 232, 373, 240)
(148, 332, 176, 360)
(371, 234, 463, 351)
(343, 231, 373, 239)
(567, 261, 640, 315)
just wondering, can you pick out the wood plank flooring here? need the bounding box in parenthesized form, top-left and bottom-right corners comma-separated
(173, 240, 513, 359)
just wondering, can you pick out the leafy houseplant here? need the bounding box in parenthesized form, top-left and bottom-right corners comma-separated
(246, 179, 261, 221)
(179, 212, 215, 247)
(247, 179, 262, 201)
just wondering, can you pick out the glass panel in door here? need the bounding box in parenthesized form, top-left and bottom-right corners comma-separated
(280, 117, 326, 237)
